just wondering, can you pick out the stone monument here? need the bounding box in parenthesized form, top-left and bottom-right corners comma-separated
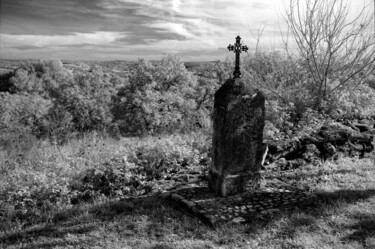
(208, 36, 265, 197)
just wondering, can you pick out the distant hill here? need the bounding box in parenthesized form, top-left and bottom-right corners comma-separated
(0, 59, 38, 71)
(0, 59, 216, 76)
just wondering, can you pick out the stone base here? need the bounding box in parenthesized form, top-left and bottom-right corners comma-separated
(208, 171, 261, 197)
(165, 182, 317, 226)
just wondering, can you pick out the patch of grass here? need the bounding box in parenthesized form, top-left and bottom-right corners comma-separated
(270, 157, 375, 192)
(1, 133, 375, 248)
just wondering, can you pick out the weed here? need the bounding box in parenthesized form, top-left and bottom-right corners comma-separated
(1, 133, 375, 248)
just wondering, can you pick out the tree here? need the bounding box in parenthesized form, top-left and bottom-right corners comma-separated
(9, 58, 74, 98)
(284, 0, 375, 109)
(55, 65, 115, 132)
(249, 24, 267, 54)
(113, 55, 201, 135)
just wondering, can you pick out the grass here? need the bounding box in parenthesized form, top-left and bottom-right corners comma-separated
(0, 133, 375, 248)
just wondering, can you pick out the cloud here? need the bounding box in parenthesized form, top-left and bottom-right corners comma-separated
(0, 0, 287, 60)
(252, 2, 271, 9)
(148, 23, 196, 40)
(128, 0, 282, 39)
(1, 32, 127, 48)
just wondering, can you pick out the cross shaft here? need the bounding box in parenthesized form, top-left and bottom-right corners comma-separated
(227, 35, 248, 78)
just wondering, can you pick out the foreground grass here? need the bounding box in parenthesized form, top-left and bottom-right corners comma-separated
(1, 133, 375, 248)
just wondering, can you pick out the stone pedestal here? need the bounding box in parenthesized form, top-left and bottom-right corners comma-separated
(208, 78, 265, 197)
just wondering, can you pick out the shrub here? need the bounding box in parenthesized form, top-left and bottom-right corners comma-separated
(0, 92, 52, 153)
(365, 74, 375, 90)
(1, 59, 77, 143)
(330, 82, 375, 118)
(3, 60, 119, 142)
(242, 52, 375, 121)
(37, 106, 75, 144)
(54, 65, 116, 132)
(191, 60, 233, 123)
(10, 58, 73, 98)
(0, 92, 52, 130)
(0, 71, 15, 92)
(0, 127, 37, 162)
(242, 52, 315, 122)
(113, 55, 203, 135)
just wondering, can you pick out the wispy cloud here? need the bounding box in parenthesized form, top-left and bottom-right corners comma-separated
(3, 0, 367, 61)
(0, 0, 287, 60)
(1, 32, 127, 48)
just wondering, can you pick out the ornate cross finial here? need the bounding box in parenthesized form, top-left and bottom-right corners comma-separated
(227, 35, 248, 78)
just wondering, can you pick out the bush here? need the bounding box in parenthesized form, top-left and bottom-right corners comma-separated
(0, 127, 37, 162)
(10, 58, 73, 98)
(53, 65, 115, 133)
(365, 74, 375, 90)
(1, 55, 373, 145)
(0, 92, 52, 152)
(242, 52, 315, 122)
(191, 60, 233, 122)
(330, 82, 375, 118)
(37, 106, 75, 144)
(242, 52, 375, 121)
(127, 138, 201, 180)
(0, 71, 15, 92)
(1, 59, 77, 143)
(2, 59, 122, 143)
(113, 55, 205, 135)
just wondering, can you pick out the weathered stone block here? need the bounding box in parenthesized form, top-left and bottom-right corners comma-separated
(208, 78, 265, 197)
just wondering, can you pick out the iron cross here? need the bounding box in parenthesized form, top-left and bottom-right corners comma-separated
(227, 35, 248, 78)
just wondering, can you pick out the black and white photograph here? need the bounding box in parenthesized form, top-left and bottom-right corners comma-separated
(0, 0, 375, 248)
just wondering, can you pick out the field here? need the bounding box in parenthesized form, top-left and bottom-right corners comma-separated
(1, 55, 375, 248)
(0, 132, 374, 249)
(2, 0, 375, 246)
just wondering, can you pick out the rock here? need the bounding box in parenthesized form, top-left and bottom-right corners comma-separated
(321, 142, 337, 159)
(353, 123, 372, 132)
(263, 119, 374, 167)
(358, 119, 374, 125)
(261, 208, 280, 215)
(302, 144, 320, 162)
(277, 158, 288, 167)
(264, 157, 288, 170)
(266, 139, 301, 162)
(208, 78, 265, 197)
(232, 217, 246, 223)
(288, 159, 306, 169)
(351, 124, 361, 132)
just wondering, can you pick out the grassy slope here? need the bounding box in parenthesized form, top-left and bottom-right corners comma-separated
(1, 134, 375, 249)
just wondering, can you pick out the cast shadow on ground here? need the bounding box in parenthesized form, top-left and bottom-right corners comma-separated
(1, 196, 195, 248)
(1, 189, 375, 248)
(343, 212, 375, 247)
(265, 189, 375, 248)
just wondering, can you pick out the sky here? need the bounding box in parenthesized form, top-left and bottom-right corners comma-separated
(0, 0, 373, 61)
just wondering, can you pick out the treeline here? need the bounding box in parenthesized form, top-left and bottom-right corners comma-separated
(0, 56, 223, 144)
(1, 54, 374, 145)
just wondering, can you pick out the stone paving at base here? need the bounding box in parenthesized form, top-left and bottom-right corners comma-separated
(160, 179, 316, 226)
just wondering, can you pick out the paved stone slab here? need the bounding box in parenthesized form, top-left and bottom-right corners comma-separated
(165, 180, 316, 226)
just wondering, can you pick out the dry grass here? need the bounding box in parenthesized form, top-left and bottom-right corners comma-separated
(0, 132, 120, 192)
(1, 134, 375, 249)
